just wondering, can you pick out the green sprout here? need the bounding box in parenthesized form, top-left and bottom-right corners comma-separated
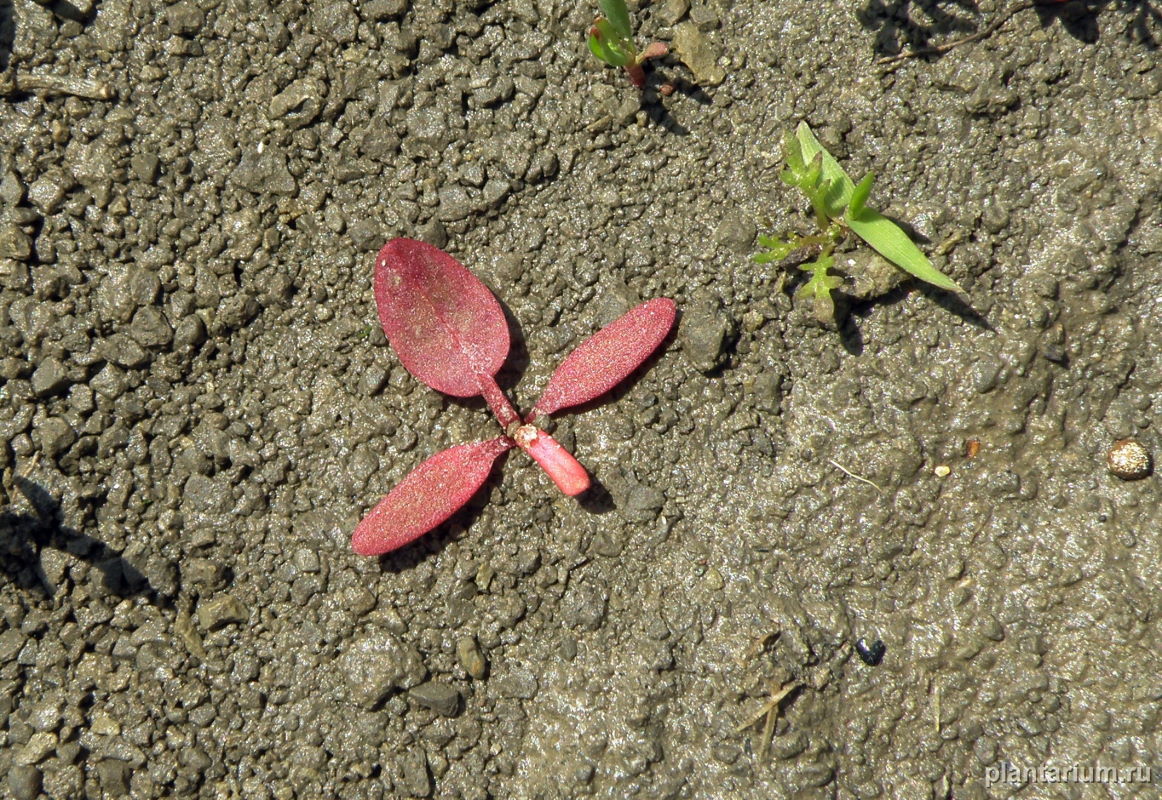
(587, 0, 668, 89)
(755, 122, 963, 323)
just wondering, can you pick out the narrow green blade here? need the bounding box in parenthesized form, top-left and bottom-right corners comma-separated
(849, 172, 874, 217)
(598, 0, 633, 41)
(846, 209, 962, 293)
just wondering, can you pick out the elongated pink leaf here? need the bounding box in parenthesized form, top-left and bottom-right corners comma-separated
(374, 238, 509, 398)
(352, 437, 514, 556)
(531, 298, 677, 417)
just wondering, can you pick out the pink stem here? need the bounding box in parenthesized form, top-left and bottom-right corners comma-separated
(476, 374, 520, 430)
(513, 425, 590, 496)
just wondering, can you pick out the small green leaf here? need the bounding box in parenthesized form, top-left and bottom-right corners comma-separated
(794, 123, 856, 220)
(588, 33, 609, 63)
(795, 254, 841, 323)
(817, 178, 847, 221)
(802, 156, 836, 226)
(753, 235, 796, 263)
(598, 0, 633, 41)
(803, 152, 823, 190)
(588, 21, 632, 67)
(781, 142, 824, 197)
(846, 208, 962, 293)
(783, 129, 807, 179)
(798, 252, 836, 280)
(849, 172, 874, 218)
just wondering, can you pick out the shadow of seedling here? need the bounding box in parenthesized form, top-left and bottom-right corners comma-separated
(639, 71, 712, 136)
(0, 0, 13, 71)
(1118, 0, 1162, 48)
(859, 0, 983, 56)
(1, 476, 153, 598)
(862, 0, 1158, 61)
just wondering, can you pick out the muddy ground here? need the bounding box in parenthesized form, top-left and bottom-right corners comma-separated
(1, 0, 1160, 798)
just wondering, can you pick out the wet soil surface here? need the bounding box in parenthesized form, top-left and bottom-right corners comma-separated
(1, 1, 1159, 798)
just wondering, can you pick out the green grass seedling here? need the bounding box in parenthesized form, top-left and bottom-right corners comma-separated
(756, 122, 962, 323)
(588, 0, 668, 88)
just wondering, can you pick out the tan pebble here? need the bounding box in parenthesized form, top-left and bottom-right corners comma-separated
(457, 635, 487, 679)
(1106, 439, 1152, 480)
(934, 465, 951, 477)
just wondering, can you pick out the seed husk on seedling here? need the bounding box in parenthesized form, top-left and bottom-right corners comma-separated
(352, 238, 677, 556)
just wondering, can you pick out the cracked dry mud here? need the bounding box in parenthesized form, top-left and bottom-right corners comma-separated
(1, 1, 1159, 798)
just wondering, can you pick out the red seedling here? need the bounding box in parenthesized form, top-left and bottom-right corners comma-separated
(352, 238, 677, 556)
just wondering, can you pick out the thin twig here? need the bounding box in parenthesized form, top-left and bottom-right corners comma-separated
(828, 459, 883, 493)
(736, 682, 797, 731)
(736, 681, 800, 761)
(1, 72, 116, 100)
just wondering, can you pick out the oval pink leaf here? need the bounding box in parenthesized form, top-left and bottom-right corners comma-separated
(531, 298, 677, 417)
(374, 238, 510, 397)
(351, 437, 514, 556)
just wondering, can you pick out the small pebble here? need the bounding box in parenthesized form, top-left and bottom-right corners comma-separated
(196, 594, 247, 630)
(340, 634, 426, 709)
(702, 566, 725, 591)
(456, 636, 487, 679)
(495, 668, 538, 699)
(1106, 439, 1151, 481)
(15, 732, 57, 765)
(934, 465, 951, 477)
(407, 681, 460, 716)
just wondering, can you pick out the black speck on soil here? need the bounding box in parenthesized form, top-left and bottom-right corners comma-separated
(1, 1, 1159, 798)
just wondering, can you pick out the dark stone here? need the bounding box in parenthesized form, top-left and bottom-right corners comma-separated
(408, 682, 460, 716)
(35, 417, 77, 458)
(129, 307, 173, 349)
(102, 334, 151, 369)
(196, 594, 247, 630)
(362, 0, 407, 20)
(31, 357, 70, 397)
(167, 2, 205, 36)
